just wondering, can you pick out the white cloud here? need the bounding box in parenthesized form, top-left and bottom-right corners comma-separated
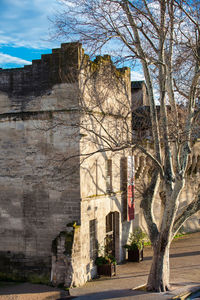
(0, 53, 31, 66)
(131, 70, 144, 81)
(0, 0, 60, 50)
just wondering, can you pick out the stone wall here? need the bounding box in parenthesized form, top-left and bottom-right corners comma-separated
(0, 41, 199, 288)
(133, 142, 200, 234)
(131, 81, 149, 110)
(0, 42, 81, 99)
(0, 43, 82, 282)
(76, 56, 133, 285)
(0, 42, 133, 287)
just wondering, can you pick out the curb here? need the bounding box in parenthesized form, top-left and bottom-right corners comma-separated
(171, 285, 200, 300)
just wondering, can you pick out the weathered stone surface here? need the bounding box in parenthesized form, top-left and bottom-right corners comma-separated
(0, 43, 82, 283)
(0, 43, 81, 100)
(1, 42, 198, 289)
(0, 42, 133, 287)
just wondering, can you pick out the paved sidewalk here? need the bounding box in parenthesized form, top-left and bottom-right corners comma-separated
(0, 232, 199, 299)
(0, 283, 68, 300)
(69, 232, 200, 299)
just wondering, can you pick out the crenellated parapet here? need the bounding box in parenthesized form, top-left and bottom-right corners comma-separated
(82, 52, 130, 83)
(0, 43, 82, 98)
(0, 42, 130, 115)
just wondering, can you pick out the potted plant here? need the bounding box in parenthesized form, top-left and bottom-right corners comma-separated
(123, 227, 146, 262)
(95, 240, 117, 277)
(95, 254, 116, 277)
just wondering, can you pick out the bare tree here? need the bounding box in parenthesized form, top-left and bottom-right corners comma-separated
(52, 0, 200, 292)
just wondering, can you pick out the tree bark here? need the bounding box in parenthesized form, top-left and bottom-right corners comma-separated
(147, 242, 170, 292)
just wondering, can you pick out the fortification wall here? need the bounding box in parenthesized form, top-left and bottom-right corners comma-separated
(47, 50, 133, 287)
(133, 142, 200, 234)
(76, 56, 132, 285)
(0, 43, 82, 282)
(0, 43, 81, 98)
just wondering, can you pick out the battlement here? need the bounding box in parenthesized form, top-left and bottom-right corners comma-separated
(0, 42, 130, 101)
(0, 42, 82, 98)
(84, 53, 130, 79)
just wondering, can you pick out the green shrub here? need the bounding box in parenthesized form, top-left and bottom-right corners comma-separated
(124, 227, 147, 250)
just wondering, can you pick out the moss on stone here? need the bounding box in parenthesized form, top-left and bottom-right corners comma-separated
(84, 54, 90, 61)
(88, 55, 130, 80)
(0, 272, 25, 282)
(27, 273, 50, 285)
(52, 228, 76, 257)
(66, 221, 77, 227)
(0, 272, 50, 285)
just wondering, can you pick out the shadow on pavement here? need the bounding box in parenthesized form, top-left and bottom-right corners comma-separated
(170, 251, 200, 258)
(69, 288, 150, 300)
(0, 282, 66, 296)
(144, 250, 200, 261)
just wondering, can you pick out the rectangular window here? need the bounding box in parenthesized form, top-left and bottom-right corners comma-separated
(106, 159, 112, 193)
(90, 219, 97, 260)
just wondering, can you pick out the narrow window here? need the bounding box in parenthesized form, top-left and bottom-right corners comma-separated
(90, 219, 97, 260)
(120, 157, 128, 221)
(95, 159, 98, 195)
(106, 159, 112, 193)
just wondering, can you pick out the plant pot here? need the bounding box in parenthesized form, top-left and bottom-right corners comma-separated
(97, 263, 116, 277)
(128, 248, 143, 262)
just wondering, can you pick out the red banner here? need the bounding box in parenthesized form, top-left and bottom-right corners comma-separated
(127, 156, 135, 221)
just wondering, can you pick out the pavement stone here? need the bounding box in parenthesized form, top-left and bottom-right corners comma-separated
(69, 232, 200, 300)
(0, 232, 199, 300)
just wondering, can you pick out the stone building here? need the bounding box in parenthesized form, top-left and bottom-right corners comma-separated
(0, 42, 199, 288)
(131, 84, 200, 235)
(0, 43, 135, 287)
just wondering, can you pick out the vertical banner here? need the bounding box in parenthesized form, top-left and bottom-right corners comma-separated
(127, 156, 135, 221)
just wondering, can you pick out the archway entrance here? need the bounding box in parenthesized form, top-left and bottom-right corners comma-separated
(105, 212, 119, 261)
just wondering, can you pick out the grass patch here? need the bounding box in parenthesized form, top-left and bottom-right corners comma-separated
(144, 240, 151, 246)
(173, 232, 186, 239)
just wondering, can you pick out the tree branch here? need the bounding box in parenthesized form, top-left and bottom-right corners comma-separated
(173, 193, 200, 235)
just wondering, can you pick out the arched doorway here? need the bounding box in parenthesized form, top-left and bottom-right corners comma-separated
(105, 212, 120, 261)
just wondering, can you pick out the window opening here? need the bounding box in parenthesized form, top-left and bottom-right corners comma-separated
(90, 219, 97, 260)
(106, 159, 112, 193)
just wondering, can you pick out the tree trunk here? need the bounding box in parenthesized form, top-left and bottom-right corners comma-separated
(147, 243, 170, 292)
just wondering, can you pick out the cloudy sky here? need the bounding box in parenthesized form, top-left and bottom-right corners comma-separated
(0, 0, 61, 68)
(0, 0, 144, 80)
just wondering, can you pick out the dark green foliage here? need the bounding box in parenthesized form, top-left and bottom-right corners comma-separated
(124, 227, 147, 250)
(95, 255, 116, 266)
(52, 229, 75, 257)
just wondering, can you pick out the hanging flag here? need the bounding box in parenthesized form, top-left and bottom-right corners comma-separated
(127, 156, 135, 221)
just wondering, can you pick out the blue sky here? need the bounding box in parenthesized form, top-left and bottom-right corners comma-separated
(0, 0, 60, 68)
(0, 0, 144, 80)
